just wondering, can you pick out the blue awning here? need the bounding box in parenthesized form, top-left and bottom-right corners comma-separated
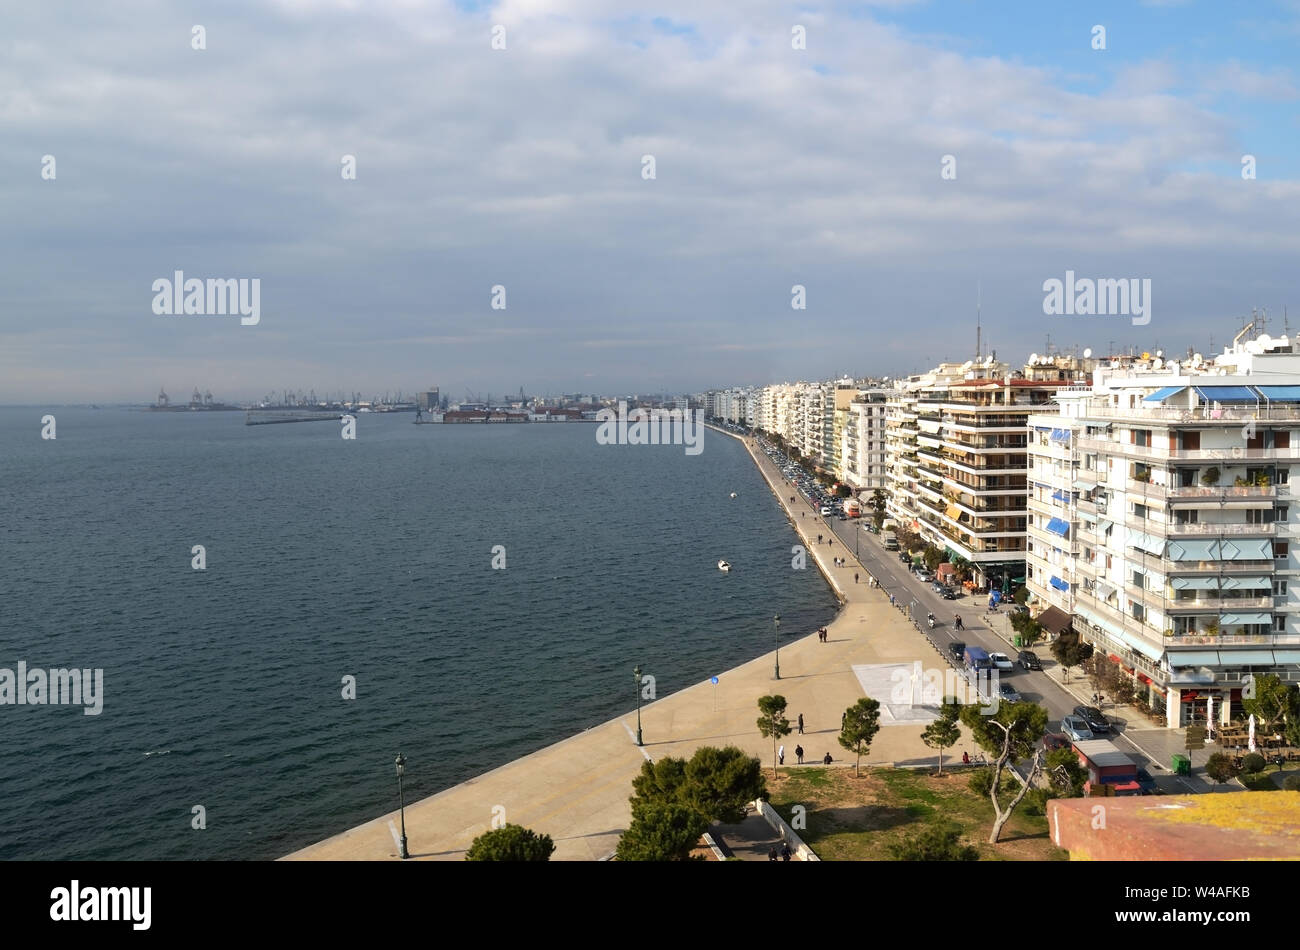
(1167, 539, 1218, 561)
(1255, 386, 1300, 402)
(1050, 428, 1071, 443)
(1194, 385, 1259, 403)
(1218, 613, 1272, 626)
(1170, 576, 1221, 590)
(1219, 539, 1275, 560)
(1218, 650, 1276, 665)
(1218, 575, 1272, 590)
(1169, 651, 1220, 667)
(1046, 517, 1070, 537)
(1274, 650, 1300, 664)
(1050, 575, 1070, 592)
(1142, 386, 1187, 403)
(1051, 490, 1068, 502)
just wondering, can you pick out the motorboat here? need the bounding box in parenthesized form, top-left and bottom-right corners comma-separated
(717, 560, 732, 572)
(729, 492, 737, 498)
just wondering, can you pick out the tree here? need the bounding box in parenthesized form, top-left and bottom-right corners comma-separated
(629, 746, 766, 824)
(1241, 752, 1266, 777)
(886, 823, 979, 861)
(950, 553, 971, 583)
(921, 698, 962, 776)
(839, 697, 882, 777)
(1045, 747, 1087, 797)
(615, 802, 708, 861)
(871, 488, 887, 517)
(756, 695, 792, 778)
(1242, 674, 1300, 745)
(960, 700, 1049, 843)
(835, 484, 852, 499)
(465, 823, 556, 861)
(1051, 632, 1094, 683)
(922, 544, 944, 572)
(1204, 752, 1239, 786)
(1010, 612, 1044, 650)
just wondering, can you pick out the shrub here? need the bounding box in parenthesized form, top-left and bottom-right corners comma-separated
(1204, 752, 1238, 785)
(886, 823, 979, 861)
(967, 767, 994, 796)
(1241, 752, 1267, 776)
(465, 824, 556, 861)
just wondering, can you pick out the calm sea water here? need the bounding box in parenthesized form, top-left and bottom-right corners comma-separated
(0, 408, 837, 860)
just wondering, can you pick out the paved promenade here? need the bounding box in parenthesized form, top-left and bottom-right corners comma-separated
(285, 429, 963, 860)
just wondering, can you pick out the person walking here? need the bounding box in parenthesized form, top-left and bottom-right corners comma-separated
(795, 744, 804, 764)
(768, 846, 778, 861)
(855, 572, 859, 584)
(778, 744, 785, 766)
(797, 713, 804, 734)
(781, 843, 792, 862)
(823, 752, 833, 765)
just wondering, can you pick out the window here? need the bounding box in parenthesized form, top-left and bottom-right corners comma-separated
(1175, 509, 1199, 525)
(1180, 431, 1201, 451)
(1132, 429, 1151, 447)
(1248, 508, 1269, 524)
(1277, 506, 1289, 522)
(1276, 541, 1289, 561)
(1132, 570, 1146, 589)
(1274, 579, 1288, 597)
(1132, 602, 1146, 622)
(1276, 431, 1291, 449)
(1134, 503, 1149, 519)
(1275, 615, 1287, 633)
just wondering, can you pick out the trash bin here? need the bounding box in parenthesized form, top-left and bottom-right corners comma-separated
(1013, 635, 1022, 648)
(1171, 754, 1191, 776)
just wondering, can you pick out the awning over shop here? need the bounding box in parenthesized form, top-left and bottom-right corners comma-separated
(1050, 575, 1070, 592)
(1037, 606, 1073, 635)
(1218, 613, 1272, 626)
(1169, 651, 1221, 667)
(1127, 530, 1165, 556)
(1218, 650, 1276, 665)
(1143, 386, 1187, 403)
(1046, 517, 1070, 537)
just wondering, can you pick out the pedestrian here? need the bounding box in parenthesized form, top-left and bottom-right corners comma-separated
(778, 744, 785, 766)
(823, 752, 833, 765)
(795, 744, 804, 763)
(855, 572, 859, 584)
(797, 714, 804, 734)
(781, 843, 792, 861)
(889, 593, 895, 607)
(841, 710, 847, 729)
(962, 751, 970, 765)
(768, 846, 778, 861)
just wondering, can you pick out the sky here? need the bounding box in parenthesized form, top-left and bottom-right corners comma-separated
(3, 0, 1299, 402)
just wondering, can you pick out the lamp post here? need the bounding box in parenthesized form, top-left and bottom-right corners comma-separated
(773, 614, 781, 680)
(394, 753, 409, 859)
(633, 665, 644, 746)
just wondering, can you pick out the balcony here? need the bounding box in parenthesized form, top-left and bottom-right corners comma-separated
(1165, 521, 1276, 537)
(1163, 595, 1274, 612)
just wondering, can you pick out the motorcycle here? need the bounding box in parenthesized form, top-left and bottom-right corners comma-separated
(926, 613, 936, 629)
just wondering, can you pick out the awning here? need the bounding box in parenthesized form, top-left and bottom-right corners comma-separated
(1050, 428, 1072, 443)
(1220, 539, 1274, 560)
(1218, 650, 1276, 665)
(1143, 386, 1187, 403)
(1218, 613, 1272, 626)
(1169, 651, 1221, 667)
(1046, 518, 1070, 537)
(1255, 386, 1300, 402)
(1050, 575, 1070, 592)
(1167, 539, 1217, 561)
(1117, 629, 1164, 662)
(1037, 606, 1073, 635)
(1051, 490, 1069, 502)
(1273, 650, 1300, 663)
(1194, 385, 1260, 403)
(1075, 479, 1097, 491)
(1128, 530, 1165, 556)
(1218, 575, 1272, 590)
(1170, 576, 1221, 590)
(1094, 581, 1116, 599)
(1099, 520, 1115, 535)
(945, 503, 962, 521)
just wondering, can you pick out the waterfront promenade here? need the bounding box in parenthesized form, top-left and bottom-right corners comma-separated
(285, 428, 955, 860)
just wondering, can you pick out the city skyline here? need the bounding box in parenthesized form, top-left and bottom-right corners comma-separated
(4, 1, 1299, 401)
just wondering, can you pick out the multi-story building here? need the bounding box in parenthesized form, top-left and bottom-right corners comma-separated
(1026, 334, 1300, 728)
(842, 389, 890, 492)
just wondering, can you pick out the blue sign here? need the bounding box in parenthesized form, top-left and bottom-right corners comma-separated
(710, 676, 719, 685)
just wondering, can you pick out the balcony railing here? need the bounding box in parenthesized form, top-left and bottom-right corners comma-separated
(1164, 595, 1273, 611)
(1164, 521, 1276, 536)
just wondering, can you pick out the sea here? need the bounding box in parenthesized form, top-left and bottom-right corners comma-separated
(0, 408, 838, 860)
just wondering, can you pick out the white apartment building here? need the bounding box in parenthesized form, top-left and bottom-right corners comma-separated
(1026, 334, 1300, 728)
(842, 390, 890, 491)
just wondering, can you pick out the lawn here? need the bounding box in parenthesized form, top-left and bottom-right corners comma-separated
(766, 765, 1068, 861)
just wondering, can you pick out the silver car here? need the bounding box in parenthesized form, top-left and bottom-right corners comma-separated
(1061, 715, 1092, 742)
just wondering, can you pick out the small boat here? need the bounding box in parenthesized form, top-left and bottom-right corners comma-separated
(717, 560, 731, 572)
(729, 492, 737, 498)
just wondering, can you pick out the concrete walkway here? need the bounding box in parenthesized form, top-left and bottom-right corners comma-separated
(284, 429, 967, 860)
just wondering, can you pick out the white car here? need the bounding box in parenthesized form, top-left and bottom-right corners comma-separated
(989, 652, 1014, 672)
(820, 506, 832, 515)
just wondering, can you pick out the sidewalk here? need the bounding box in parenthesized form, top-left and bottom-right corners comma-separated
(285, 431, 970, 860)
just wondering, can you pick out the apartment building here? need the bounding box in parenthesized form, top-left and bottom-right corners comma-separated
(842, 389, 890, 492)
(1026, 335, 1300, 728)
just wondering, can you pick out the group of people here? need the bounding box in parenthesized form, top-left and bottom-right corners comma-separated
(817, 627, 828, 642)
(768, 843, 793, 861)
(833, 556, 847, 567)
(778, 743, 833, 767)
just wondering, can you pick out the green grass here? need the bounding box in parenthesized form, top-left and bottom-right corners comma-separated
(767, 766, 1067, 861)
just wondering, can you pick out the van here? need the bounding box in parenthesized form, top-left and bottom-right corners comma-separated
(962, 646, 993, 671)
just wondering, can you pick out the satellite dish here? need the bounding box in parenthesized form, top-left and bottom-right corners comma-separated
(1153, 358, 1163, 370)
(1029, 353, 1039, 365)
(1083, 348, 1092, 358)
(1259, 335, 1273, 349)
(1156, 350, 1163, 358)
(1193, 353, 1203, 363)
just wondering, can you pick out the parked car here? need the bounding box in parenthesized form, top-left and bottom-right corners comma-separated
(1135, 766, 1161, 795)
(1061, 715, 1093, 742)
(989, 652, 1014, 672)
(915, 570, 934, 582)
(1073, 705, 1110, 735)
(1017, 650, 1042, 671)
(948, 641, 967, 663)
(931, 580, 946, 593)
(998, 682, 1021, 703)
(820, 506, 832, 516)
(941, 587, 959, 600)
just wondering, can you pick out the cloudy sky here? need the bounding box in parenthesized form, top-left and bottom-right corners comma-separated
(3, 0, 1298, 402)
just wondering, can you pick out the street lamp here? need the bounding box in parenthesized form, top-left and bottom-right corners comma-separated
(633, 665, 644, 746)
(773, 614, 782, 680)
(394, 753, 409, 860)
